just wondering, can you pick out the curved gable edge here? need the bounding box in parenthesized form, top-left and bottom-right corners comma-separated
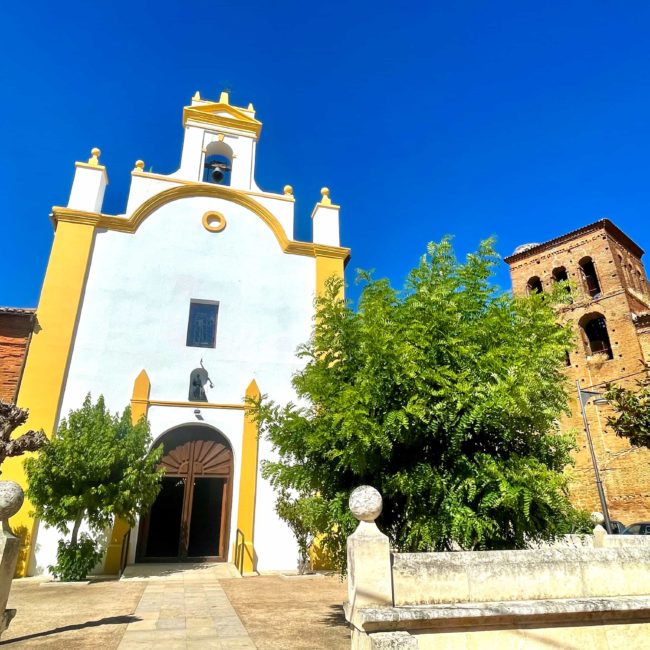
(52, 184, 350, 262)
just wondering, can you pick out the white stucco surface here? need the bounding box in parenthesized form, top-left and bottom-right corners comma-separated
(39, 193, 318, 573)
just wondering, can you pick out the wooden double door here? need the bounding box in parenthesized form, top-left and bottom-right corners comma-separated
(137, 428, 233, 561)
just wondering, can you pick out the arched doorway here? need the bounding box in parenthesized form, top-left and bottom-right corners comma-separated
(136, 425, 233, 561)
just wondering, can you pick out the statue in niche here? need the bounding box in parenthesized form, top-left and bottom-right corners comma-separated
(189, 360, 214, 402)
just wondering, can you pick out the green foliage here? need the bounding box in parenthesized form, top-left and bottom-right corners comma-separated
(24, 394, 164, 578)
(50, 535, 103, 582)
(604, 372, 650, 449)
(254, 238, 583, 571)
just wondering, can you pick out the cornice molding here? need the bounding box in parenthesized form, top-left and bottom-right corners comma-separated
(52, 184, 350, 262)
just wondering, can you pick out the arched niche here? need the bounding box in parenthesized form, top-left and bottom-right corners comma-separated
(137, 424, 233, 562)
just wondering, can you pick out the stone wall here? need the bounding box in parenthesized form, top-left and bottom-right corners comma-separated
(391, 546, 650, 606)
(505, 221, 650, 524)
(344, 487, 650, 650)
(0, 310, 34, 403)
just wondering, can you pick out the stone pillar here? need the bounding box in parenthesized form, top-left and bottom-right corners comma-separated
(311, 187, 341, 247)
(0, 481, 25, 637)
(346, 486, 393, 611)
(67, 148, 108, 213)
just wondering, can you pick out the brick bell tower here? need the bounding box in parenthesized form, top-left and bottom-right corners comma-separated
(505, 219, 650, 524)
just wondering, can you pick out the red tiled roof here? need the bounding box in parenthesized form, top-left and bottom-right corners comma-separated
(0, 307, 36, 316)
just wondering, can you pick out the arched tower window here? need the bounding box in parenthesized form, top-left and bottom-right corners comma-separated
(552, 266, 568, 283)
(527, 276, 543, 294)
(579, 313, 613, 359)
(552, 266, 571, 296)
(579, 257, 601, 298)
(203, 141, 233, 186)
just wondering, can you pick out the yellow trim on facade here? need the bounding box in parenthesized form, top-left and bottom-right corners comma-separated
(202, 211, 227, 233)
(5, 221, 96, 576)
(103, 369, 152, 574)
(315, 254, 345, 299)
(235, 379, 261, 574)
(131, 399, 247, 411)
(183, 102, 262, 138)
(52, 185, 350, 262)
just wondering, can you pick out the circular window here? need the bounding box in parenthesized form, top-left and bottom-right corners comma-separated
(202, 211, 227, 233)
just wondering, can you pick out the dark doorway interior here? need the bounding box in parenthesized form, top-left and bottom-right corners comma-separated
(188, 478, 225, 557)
(145, 477, 185, 557)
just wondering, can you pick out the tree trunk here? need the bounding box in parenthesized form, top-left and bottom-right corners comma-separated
(70, 510, 84, 545)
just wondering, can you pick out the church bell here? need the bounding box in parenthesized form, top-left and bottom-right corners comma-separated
(205, 159, 232, 184)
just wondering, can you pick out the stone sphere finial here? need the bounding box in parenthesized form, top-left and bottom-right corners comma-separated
(88, 147, 101, 166)
(349, 486, 382, 522)
(283, 184, 293, 196)
(0, 481, 24, 521)
(319, 187, 332, 206)
(134, 160, 145, 172)
(590, 511, 605, 525)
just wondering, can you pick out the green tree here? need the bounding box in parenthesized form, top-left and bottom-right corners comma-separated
(273, 489, 329, 574)
(24, 394, 163, 580)
(255, 238, 584, 571)
(604, 371, 650, 449)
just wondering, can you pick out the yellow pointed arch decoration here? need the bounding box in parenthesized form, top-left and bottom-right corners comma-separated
(52, 184, 350, 261)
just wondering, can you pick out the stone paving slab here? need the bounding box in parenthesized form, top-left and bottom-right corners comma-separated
(118, 564, 256, 649)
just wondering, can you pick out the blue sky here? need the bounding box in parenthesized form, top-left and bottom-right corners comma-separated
(3, 2, 650, 307)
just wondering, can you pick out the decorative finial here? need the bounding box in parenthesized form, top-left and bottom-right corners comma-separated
(283, 185, 293, 196)
(320, 187, 332, 206)
(247, 102, 255, 111)
(349, 486, 383, 523)
(219, 90, 230, 104)
(192, 91, 201, 100)
(134, 160, 145, 172)
(88, 147, 101, 166)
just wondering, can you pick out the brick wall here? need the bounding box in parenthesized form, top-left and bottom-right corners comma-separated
(0, 310, 34, 403)
(506, 221, 650, 525)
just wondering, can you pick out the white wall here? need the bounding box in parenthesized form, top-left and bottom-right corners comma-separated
(39, 193, 317, 573)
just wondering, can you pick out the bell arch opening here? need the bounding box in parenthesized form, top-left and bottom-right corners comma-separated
(203, 141, 233, 186)
(137, 424, 233, 562)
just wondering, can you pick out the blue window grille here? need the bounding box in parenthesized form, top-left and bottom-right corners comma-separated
(187, 302, 219, 348)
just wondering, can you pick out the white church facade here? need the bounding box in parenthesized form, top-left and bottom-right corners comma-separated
(6, 91, 349, 576)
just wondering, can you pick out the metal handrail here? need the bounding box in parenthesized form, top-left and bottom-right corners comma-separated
(119, 530, 130, 577)
(234, 528, 245, 575)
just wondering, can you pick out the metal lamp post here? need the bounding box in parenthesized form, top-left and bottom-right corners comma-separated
(576, 380, 612, 534)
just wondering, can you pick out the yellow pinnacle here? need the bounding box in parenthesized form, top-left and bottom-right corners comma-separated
(88, 147, 101, 166)
(320, 187, 332, 206)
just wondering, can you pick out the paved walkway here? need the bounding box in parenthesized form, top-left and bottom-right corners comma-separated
(118, 563, 256, 650)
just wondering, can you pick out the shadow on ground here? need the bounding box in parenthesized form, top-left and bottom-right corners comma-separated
(0, 615, 140, 646)
(320, 603, 349, 628)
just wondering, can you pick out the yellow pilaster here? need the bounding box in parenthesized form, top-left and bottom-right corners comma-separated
(315, 254, 345, 299)
(103, 370, 151, 574)
(4, 220, 95, 576)
(235, 379, 260, 574)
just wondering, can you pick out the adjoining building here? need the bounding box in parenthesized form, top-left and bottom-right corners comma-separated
(0, 308, 35, 404)
(505, 219, 650, 524)
(5, 91, 350, 576)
